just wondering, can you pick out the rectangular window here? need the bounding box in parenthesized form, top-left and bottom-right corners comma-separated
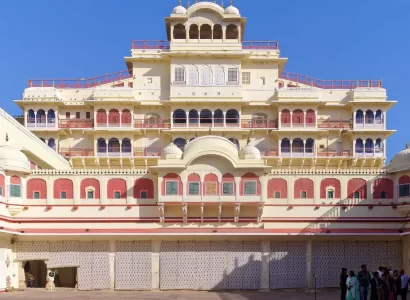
(228, 68, 238, 83)
(354, 191, 360, 199)
(86, 112, 91, 119)
(61, 191, 67, 199)
(301, 191, 307, 199)
(174, 67, 185, 83)
(10, 185, 21, 198)
(222, 182, 234, 195)
(380, 191, 387, 199)
(205, 182, 217, 195)
(0, 186, 3, 197)
(87, 191, 94, 199)
(188, 182, 200, 195)
(33, 192, 40, 199)
(65, 112, 70, 119)
(76, 112, 80, 119)
(399, 184, 410, 197)
(327, 190, 334, 199)
(242, 72, 250, 85)
(274, 191, 281, 199)
(244, 181, 257, 195)
(114, 191, 121, 199)
(166, 181, 178, 195)
(140, 191, 147, 199)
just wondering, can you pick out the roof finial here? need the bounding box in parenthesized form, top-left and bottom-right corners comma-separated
(230, 0, 233, 5)
(5, 133, 9, 143)
(178, 0, 181, 5)
(406, 142, 409, 149)
(187, 0, 190, 8)
(221, 1, 224, 8)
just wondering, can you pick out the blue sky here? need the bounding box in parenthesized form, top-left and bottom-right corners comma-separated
(1, 0, 409, 160)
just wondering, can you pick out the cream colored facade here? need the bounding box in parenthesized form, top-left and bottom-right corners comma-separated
(0, 0, 409, 292)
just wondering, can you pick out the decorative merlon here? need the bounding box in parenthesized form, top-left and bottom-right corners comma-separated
(269, 168, 387, 175)
(31, 169, 148, 175)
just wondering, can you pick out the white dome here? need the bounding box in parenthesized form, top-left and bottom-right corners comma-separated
(224, 5, 240, 15)
(0, 145, 30, 173)
(161, 143, 183, 159)
(387, 144, 410, 173)
(239, 144, 261, 160)
(172, 5, 187, 14)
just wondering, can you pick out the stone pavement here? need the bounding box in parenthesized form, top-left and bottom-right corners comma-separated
(0, 290, 339, 300)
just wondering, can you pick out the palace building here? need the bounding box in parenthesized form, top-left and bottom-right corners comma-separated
(1, 0, 409, 292)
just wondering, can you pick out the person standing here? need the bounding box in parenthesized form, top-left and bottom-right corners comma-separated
(341, 268, 348, 300)
(392, 270, 401, 300)
(370, 272, 383, 300)
(358, 264, 371, 300)
(400, 269, 409, 300)
(347, 271, 359, 300)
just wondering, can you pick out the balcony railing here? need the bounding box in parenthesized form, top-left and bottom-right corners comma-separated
(59, 148, 94, 157)
(134, 147, 162, 157)
(241, 119, 278, 129)
(27, 119, 56, 128)
(279, 71, 382, 89)
(131, 40, 279, 50)
(355, 118, 384, 129)
(242, 41, 279, 50)
(355, 149, 384, 158)
(318, 119, 352, 129)
(172, 118, 241, 128)
(28, 70, 133, 89)
(59, 119, 94, 129)
(132, 40, 170, 50)
(95, 122, 133, 128)
(316, 149, 351, 157)
(134, 119, 171, 129)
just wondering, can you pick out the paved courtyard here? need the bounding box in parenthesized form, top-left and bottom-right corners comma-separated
(0, 290, 338, 300)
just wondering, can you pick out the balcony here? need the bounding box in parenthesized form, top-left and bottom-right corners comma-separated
(28, 70, 133, 89)
(241, 119, 278, 129)
(27, 119, 56, 129)
(355, 118, 384, 129)
(95, 122, 133, 129)
(134, 119, 170, 129)
(279, 71, 382, 89)
(354, 149, 384, 158)
(171, 118, 277, 129)
(256, 147, 351, 158)
(59, 119, 94, 129)
(59, 148, 94, 157)
(281, 147, 315, 158)
(318, 119, 352, 129)
(316, 149, 351, 157)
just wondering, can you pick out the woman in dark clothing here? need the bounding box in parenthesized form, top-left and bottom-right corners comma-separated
(341, 268, 348, 300)
(370, 272, 384, 300)
(392, 270, 401, 300)
(381, 271, 390, 300)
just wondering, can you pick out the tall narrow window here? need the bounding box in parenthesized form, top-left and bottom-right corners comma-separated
(242, 72, 250, 85)
(166, 181, 178, 195)
(301, 191, 307, 199)
(140, 191, 147, 199)
(222, 182, 234, 195)
(114, 191, 121, 199)
(274, 191, 280, 199)
(33, 192, 40, 199)
(76, 112, 80, 119)
(353, 191, 360, 199)
(87, 191, 94, 199)
(65, 112, 70, 119)
(399, 184, 410, 197)
(174, 66, 185, 83)
(86, 112, 91, 119)
(244, 181, 257, 195)
(227, 68, 238, 84)
(189, 182, 200, 195)
(327, 190, 334, 199)
(61, 191, 67, 199)
(0, 187, 3, 197)
(380, 191, 386, 199)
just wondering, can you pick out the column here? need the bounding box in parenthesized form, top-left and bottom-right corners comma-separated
(287, 176, 293, 204)
(373, 111, 376, 126)
(260, 176, 267, 201)
(170, 25, 174, 42)
(278, 139, 282, 156)
(340, 177, 348, 201)
(211, 24, 214, 42)
(234, 178, 241, 201)
(306, 240, 313, 288)
(151, 240, 161, 290)
(237, 25, 242, 43)
(18, 261, 26, 289)
(222, 26, 226, 41)
(290, 139, 293, 157)
(185, 25, 189, 41)
(223, 111, 226, 128)
(109, 240, 115, 291)
(45, 111, 48, 128)
(34, 111, 37, 128)
(126, 177, 133, 205)
(260, 240, 270, 291)
(383, 111, 387, 129)
(353, 139, 356, 158)
(46, 177, 53, 205)
(278, 111, 282, 129)
(24, 111, 28, 127)
(106, 139, 108, 157)
(119, 139, 123, 157)
(366, 179, 373, 203)
(303, 111, 307, 128)
(313, 177, 320, 204)
(373, 139, 376, 157)
(73, 177, 81, 205)
(314, 111, 317, 128)
(153, 175, 158, 202)
(393, 176, 398, 202)
(186, 111, 189, 128)
(303, 139, 306, 156)
(383, 139, 386, 158)
(197, 23, 200, 42)
(170, 110, 174, 127)
(100, 177, 108, 205)
(119, 111, 122, 127)
(290, 112, 293, 128)
(211, 111, 214, 127)
(353, 111, 357, 128)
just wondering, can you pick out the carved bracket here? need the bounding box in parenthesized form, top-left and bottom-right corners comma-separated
(234, 203, 241, 223)
(182, 203, 188, 224)
(158, 203, 164, 223)
(218, 202, 222, 223)
(200, 203, 204, 223)
(257, 203, 264, 223)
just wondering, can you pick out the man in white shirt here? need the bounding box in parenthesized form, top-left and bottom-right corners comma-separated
(377, 266, 383, 278)
(400, 269, 409, 300)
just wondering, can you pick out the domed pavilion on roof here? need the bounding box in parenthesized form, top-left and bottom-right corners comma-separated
(0, 0, 407, 293)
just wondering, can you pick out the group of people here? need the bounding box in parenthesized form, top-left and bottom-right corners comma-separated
(340, 265, 409, 300)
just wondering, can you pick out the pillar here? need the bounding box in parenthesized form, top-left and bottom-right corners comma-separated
(46, 177, 53, 205)
(211, 111, 214, 127)
(287, 176, 293, 204)
(278, 111, 282, 129)
(34, 111, 37, 128)
(24, 111, 28, 127)
(119, 111, 122, 127)
(18, 261, 26, 289)
(260, 240, 270, 291)
(222, 25, 226, 41)
(353, 139, 356, 157)
(373, 111, 376, 126)
(151, 240, 161, 290)
(290, 112, 293, 128)
(353, 111, 357, 128)
(383, 111, 387, 129)
(373, 139, 376, 157)
(45, 111, 48, 128)
(303, 111, 307, 128)
(223, 111, 226, 127)
(186, 111, 189, 128)
(402, 239, 410, 275)
(290, 139, 293, 157)
(109, 241, 115, 291)
(260, 176, 267, 202)
(306, 240, 313, 288)
(73, 177, 81, 205)
(170, 25, 174, 42)
(170, 110, 174, 127)
(119, 139, 123, 157)
(234, 178, 241, 201)
(313, 177, 320, 204)
(303, 139, 306, 156)
(100, 177, 108, 205)
(340, 177, 348, 201)
(126, 177, 133, 205)
(366, 179, 373, 203)
(278, 139, 282, 156)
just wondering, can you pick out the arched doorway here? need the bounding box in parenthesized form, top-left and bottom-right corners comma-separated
(24, 260, 47, 288)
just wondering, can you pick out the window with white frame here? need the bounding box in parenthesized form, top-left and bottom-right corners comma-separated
(242, 72, 250, 85)
(227, 68, 239, 84)
(10, 184, 21, 198)
(326, 187, 335, 199)
(61, 191, 67, 199)
(140, 191, 147, 199)
(205, 182, 217, 195)
(222, 182, 234, 195)
(33, 192, 40, 199)
(174, 66, 185, 83)
(87, 191, 94, 199)
(188, 182, 200, 195)
(399, 184, 410, 197)
(166, 181, 178, 195)
(244, 181, 257, 195)
(274, 191, 280, 199)
(214, 65, 225, 85)
(301, 191, 307, 199)
(114, 191, 121, 199)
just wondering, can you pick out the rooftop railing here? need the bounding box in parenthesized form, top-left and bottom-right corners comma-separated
(28, 70, 133, 89)
(279, 71, 382, 89)
(131, 40, 279, 50)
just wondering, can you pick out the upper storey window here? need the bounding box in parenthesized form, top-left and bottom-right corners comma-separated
(10, 184, 21, 198)
(228, 68, 239, 84)
(242, 72, 250, 85)
(174, 66, 185, 84)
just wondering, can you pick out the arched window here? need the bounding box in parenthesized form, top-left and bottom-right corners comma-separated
(47, 109, 56, 124)
(189, 24, 199, 39)
(188, 109, 199, 126)
(252, 113, 267, 128)
(200, 24, 212, 39)
(281, 138, 290, 153)
(226, 109, 239, 126)
(356, 139, 364, 154)
(121, 109, 132, 126)
(96, 109, 107, 126)
(122, 138, 131, 154)
(97, 138, 106, 154)
(48, 138, 56, 150)
(28, 109, 35, 124)
(365, 110, 374, 124)
(214, 109, 224, 127)
(375, 138, 383, 154)
(281, 109, 291, 126)
(292, 109, 304, 126)
(108, 109, 120, 125)
(306, 109, 315, 126)
(173, 109, 186, 126)
(375, 109, 383, 124)
(200, 65, 212, 86)
(174, 138, 186, 150)
(213, 24, 222, 39)
(173, 24, 186, 39)
(108, 138, 120, 154)
(200, 109, 212, 125)
(214, 65, 225, 85)
(292, 138, 304, 154)
(305, 138, 314, 154)
(365, 138, 374, 153)
(187, 65, 199, 86)
(174, 65, 185, 83)
(229, 138, 240, 149)
(356, 109, 364, 124)
(37, 109, 46, 124)
(226, 24, 238, 40)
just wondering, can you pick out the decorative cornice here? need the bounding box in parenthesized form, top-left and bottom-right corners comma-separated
(269, 168, 387, 175)
(31, 169, 148, 175)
